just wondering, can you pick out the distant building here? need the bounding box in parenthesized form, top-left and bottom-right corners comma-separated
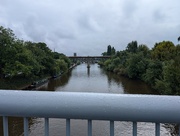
(74, 53, 77, 57)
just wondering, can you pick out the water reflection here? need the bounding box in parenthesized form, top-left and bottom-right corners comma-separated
(38, 72, 72, 91)
(42, 63, 156, 94)
(39, 65, 158, 94)
(104, 70, 159, 94)
(87, 67, 90, 77)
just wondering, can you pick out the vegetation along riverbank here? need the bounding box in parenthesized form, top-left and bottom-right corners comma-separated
(0, 26, 73, 90)
(1, 25, 180, 94)
(99, 40, 180, 95)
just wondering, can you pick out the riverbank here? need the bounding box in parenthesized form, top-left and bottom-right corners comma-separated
(0, 75, 51, 90)
(0, 63, 79, 90)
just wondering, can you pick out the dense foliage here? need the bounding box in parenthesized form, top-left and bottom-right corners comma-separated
(0, 26, 71, 81)
(100, 41, 180, 95)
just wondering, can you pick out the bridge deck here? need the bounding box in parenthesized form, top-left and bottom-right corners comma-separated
(68, 56, 111, 58)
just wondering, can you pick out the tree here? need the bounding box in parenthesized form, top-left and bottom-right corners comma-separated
(101, 52, 107, 56)
(142, 60, 162, 87)
(155, 60, 180, 95)
(151, 41, 175, 61)
(112, 57, 121, 66)
(102, 45, 116, 56)
(107, 45, 112, 56)
(57, 59, 68, 73)
(178, 36, 180, 42)
(126, 41, 138, 53)
(111, 47, 116, 55)
(0, 25, 72, 80)
(116, 50, 129, 66)
(126, 53, 148, 79)
(25, 42, 55, 76)
(59, 54, 71, 68)
(0, 26, 16, 78)
(25, 41, 46, 76)
(137, 44, 150, 57)
(2, 40, 42, 78)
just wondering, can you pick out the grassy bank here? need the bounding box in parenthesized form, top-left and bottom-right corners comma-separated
(0, 75, 51, 90)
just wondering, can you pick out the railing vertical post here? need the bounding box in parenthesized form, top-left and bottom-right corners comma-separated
(45, 118, 49, 136)
(133, 122, 137, 136)
(24, 117, 29, 136)
(3, 116, 8, 136)
(110, 121, 114, 136)
(66, 119, 70, 136)
(155, 123, 160, 136)
(88, 120, 92, 136)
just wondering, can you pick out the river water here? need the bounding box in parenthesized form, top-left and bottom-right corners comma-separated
(0, 64, 177, 136)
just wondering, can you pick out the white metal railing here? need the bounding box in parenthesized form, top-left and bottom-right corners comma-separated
(0, 90, 180, 136)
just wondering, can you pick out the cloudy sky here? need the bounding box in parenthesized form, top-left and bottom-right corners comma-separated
(0, 0, 180, 56)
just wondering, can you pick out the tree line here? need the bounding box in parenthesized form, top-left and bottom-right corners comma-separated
(100, 40, 180, 95)
(0, 26, 71, 80)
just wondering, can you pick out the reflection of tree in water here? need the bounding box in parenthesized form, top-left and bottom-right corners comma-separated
(87, 68, 90, 77)
(38, 71, 72, 91)
(0, 117, 35, 136)
(103, 69, 158, 94)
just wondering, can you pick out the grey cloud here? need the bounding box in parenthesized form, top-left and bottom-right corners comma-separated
(122, 0, 139, 19)
(0, 0, 180, 56)
(22, 14, 46, 41)
(53, 29, 76, 40)
(77, 14, 102, 34)
(153, 10, 166, 23)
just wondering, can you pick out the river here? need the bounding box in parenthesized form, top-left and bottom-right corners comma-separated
(0, 64, 177, 136)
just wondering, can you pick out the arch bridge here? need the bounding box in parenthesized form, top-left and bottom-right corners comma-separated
(68, 56, 110, 63)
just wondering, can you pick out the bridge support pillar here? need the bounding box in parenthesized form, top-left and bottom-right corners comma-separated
(87, 63, 90, 68)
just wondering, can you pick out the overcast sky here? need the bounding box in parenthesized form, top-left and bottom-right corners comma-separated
(0, 0, 179, 56)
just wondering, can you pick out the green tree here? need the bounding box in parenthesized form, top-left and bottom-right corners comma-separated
(101, 52, 107, 56)
(137, 44, 150, 57)
(142, 60, 162, 87)
(126, 53, 148, 79)
(2, 40, 43, 78)
(116, 50, 129, 67)
(126, 41, 138, 53)
(58, 59, 68, 73)
(59, 54, 71, 68)
(112, 57, 120, 66)
(151, 41, 175, 61)
(155, 60, 180, 95)
(0, 26, 16, 78)
(102, 45, 116, 56)
(25, 42, 55, 76)
(107, 45, 112, 56)
(0, 25, 72, 82)
(111, 47, 116, 55)
(51, 52, 71, 75)
(0, 27, 35, 78)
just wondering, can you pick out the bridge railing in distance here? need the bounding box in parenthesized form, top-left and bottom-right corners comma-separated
(0, 90, 180, 136)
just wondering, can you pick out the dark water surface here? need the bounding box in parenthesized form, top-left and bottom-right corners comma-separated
(0, 64, 177, 136)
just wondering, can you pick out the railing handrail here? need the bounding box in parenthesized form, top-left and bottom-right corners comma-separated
(0, 90, 180, 123)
